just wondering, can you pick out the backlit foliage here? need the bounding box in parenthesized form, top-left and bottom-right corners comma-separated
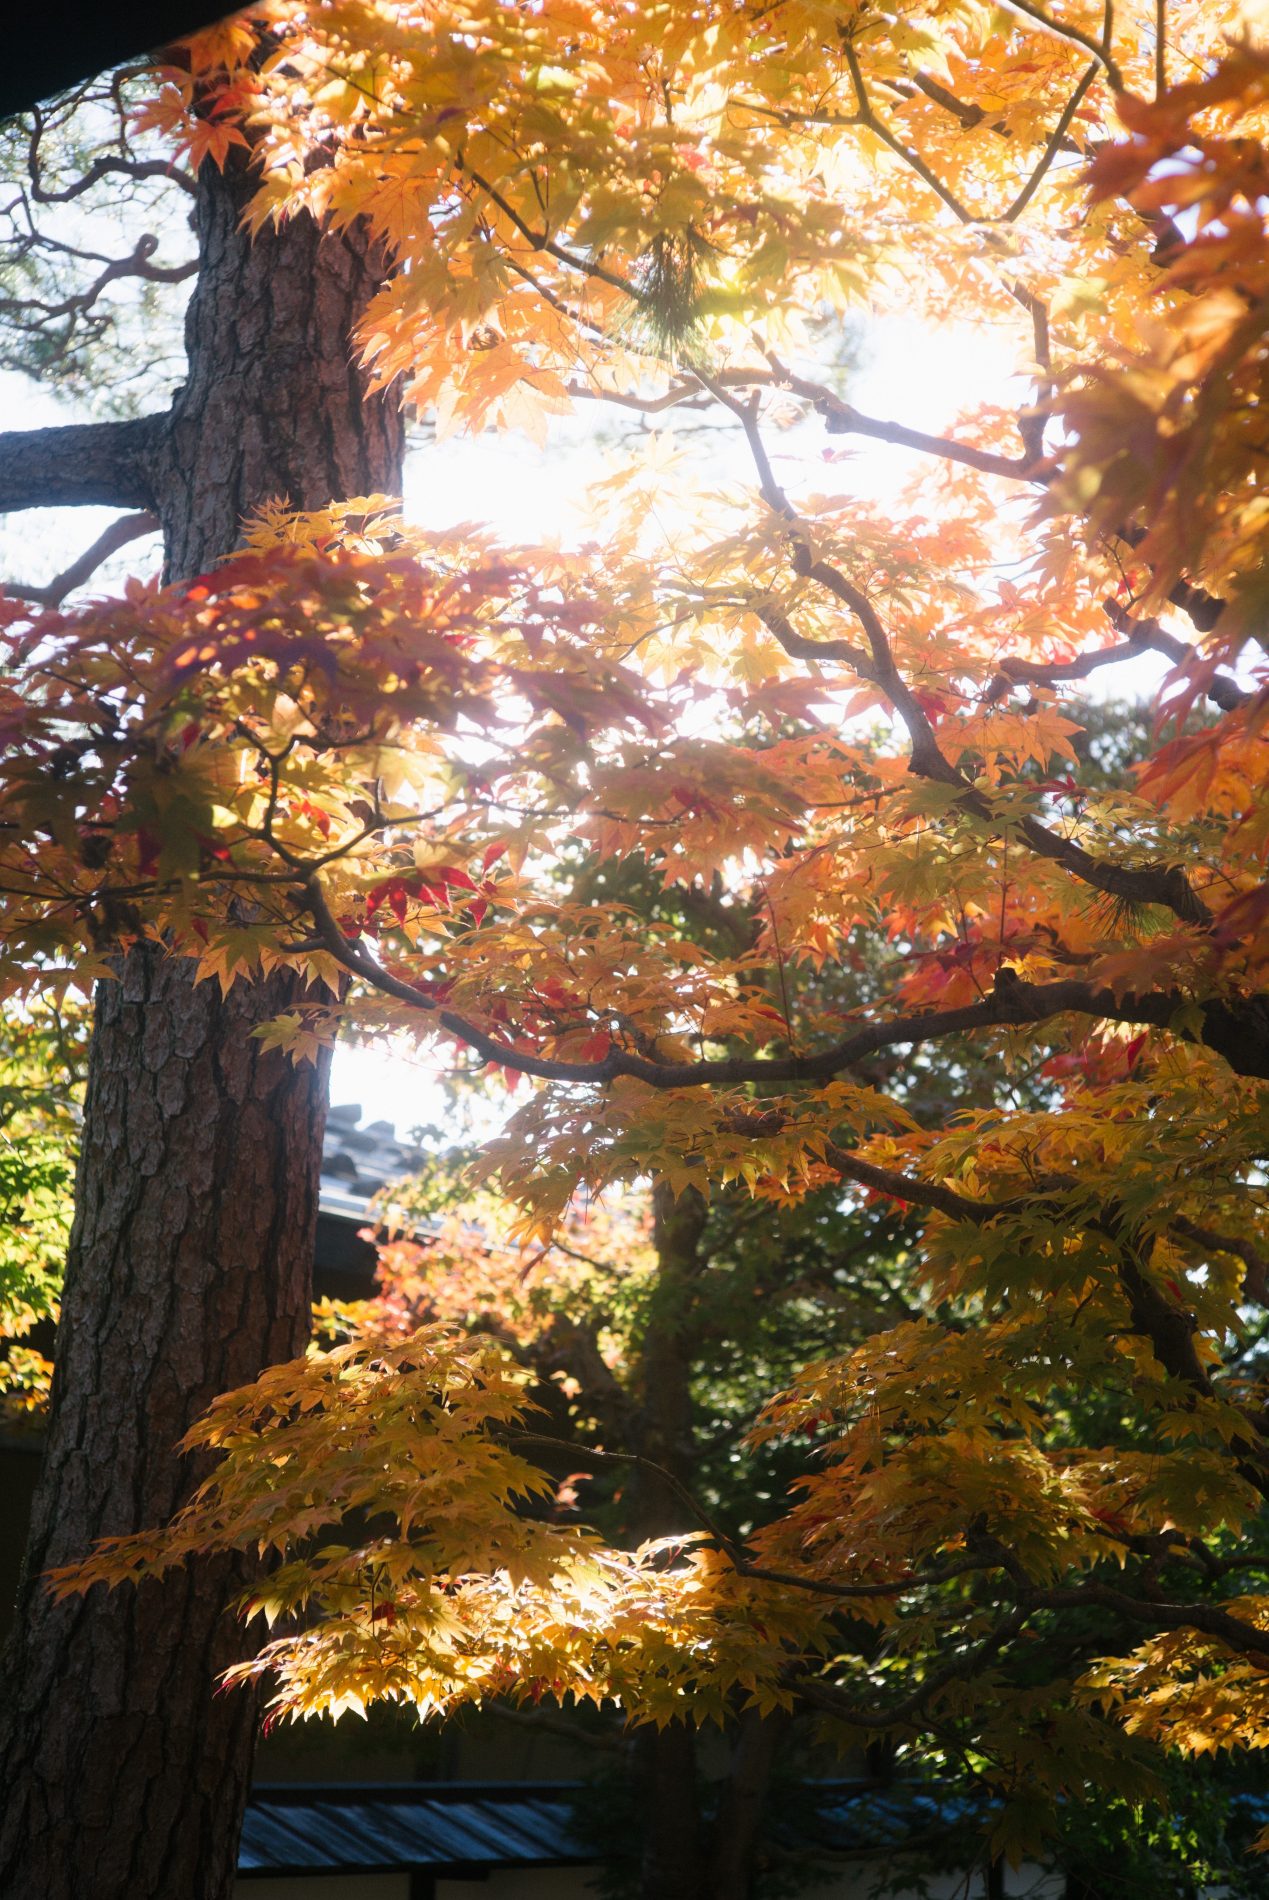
(0, 999, 87, 1419)
(11, 0, 1269, 1865)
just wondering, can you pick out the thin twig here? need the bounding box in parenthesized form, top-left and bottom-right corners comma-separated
(457, 159, 641, 302)
(1003, 63, 1098, 221)
(994, 0, 1122, 89)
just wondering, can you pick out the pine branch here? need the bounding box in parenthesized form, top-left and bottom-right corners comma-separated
(5, 511, 158, 607)
(26, 145, 197, 204)
(0, 235, 197, 327)
(0, 415, 163, 513)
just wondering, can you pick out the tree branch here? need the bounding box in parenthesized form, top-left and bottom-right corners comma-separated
(985, 607, 1251, 714)
(457, 160, 641, 302)
(484, 1700, 623, 1752)
(1002, 62, 1098, 221)
(822, 1142, 1018, 1223)
(709, 387, 1212, 929)
(0, 415, 163, 513)
(567, 378, 710, 416)
(752, 357, 1042, 480)
(1168, 576, 1228, 635)
(792, 1609, 1032, 1728)
(794, 1586, 1269, 1733)
(301, 875, 1269, 1083)
(840, 37, 979, 225)
(0, 235, 197, 327)
(1114, 527, 1235, 643)
(5, 511, 158, 607)
(816, 394, 1040, 480)
(1026, 1582, 1269, 1656)
(909, 71, 997, 130)
(26, 144, 197, 204)
(994, 0, 1122, 89)
(499, 1430, 743, 1563)
(503, 1427, 996, 1604)
(1172, 1218, 1269, 1307)
(819, 1142, 1269, 1355)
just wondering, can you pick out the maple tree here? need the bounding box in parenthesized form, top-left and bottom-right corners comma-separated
(319, 1064, 937, 1893)
(3, 1, 1269, 1895)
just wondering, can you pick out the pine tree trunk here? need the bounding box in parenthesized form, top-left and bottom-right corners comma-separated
(0, 146, 402, 1900)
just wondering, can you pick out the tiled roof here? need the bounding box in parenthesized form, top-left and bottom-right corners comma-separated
(238, 1779, 1001, 1877)
(320, 1102, 427, 1217)
(238, 1782, 590, 1878)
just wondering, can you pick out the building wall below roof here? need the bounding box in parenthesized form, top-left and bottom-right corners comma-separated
(437, 1873, 600, 1898)
(797, 1872, 1062, 1900)
(233, 1880, 409, 1900)
(233, 1862, 1063, 1899)
(233, 1874, 601, 1899)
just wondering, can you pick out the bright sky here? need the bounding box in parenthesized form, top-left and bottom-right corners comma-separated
(0, 311, 1152, 1141)
(336, 317, 1035, 1133)
(403, 315, 1020, 539)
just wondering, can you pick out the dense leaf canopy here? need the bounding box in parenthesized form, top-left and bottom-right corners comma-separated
(5, 0, 1269, 1865)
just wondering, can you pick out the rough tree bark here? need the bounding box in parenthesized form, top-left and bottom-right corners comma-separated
(627, 1184, 710, 1900)
(0, 417, 162, 510)
(0, 143, 403, 1900)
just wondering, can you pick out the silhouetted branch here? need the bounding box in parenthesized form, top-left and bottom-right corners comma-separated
(5, 511, 158, 606)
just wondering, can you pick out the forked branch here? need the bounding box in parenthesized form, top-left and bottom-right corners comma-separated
(711, 386, 1213, 929)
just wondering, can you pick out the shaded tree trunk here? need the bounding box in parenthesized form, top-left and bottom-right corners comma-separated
(706, 1708, 788, 1900)
(0, 144, 402, 1900)
(627, 1184, 786, 1900)
(629, 1183, 709, 1900)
